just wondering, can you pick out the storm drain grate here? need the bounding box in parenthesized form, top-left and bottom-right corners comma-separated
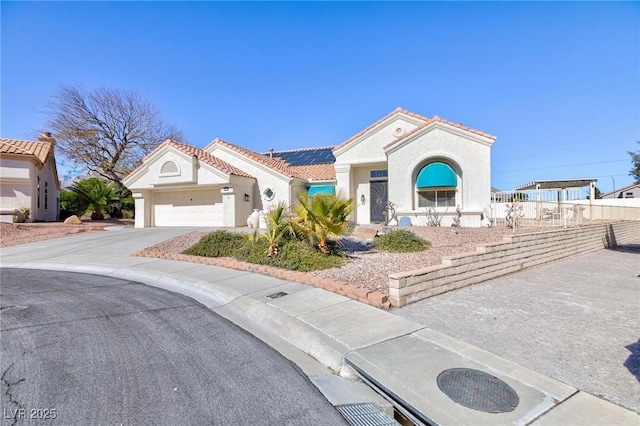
(336, 403, 398, 426)
(437, 368, 519, 413)
(266, 291, 288, 299)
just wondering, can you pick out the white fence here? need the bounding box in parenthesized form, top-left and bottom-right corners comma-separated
(490, 191, 640, 230)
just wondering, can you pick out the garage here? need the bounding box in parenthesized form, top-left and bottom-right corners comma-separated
(153, 189, 223, 227)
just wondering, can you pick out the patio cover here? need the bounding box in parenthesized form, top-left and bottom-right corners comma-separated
(515, 178, 598, 191)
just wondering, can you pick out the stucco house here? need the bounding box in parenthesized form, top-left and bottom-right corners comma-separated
(124, 107, 496, 228)
(0, 133, 61, 223)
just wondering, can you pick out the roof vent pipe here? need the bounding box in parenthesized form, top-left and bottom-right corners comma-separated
(269, 147, 274, 159)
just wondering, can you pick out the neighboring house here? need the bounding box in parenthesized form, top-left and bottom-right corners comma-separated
(0, 133, 61, 223)
(601, 182, 640, 199)
(124, 107, 496, 228)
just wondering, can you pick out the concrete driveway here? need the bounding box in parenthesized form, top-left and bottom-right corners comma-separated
(396, 247, 640, 413)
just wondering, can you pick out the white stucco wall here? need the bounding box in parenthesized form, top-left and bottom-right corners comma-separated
(1, 156, 59, 222)
(334, 117, 422, 165)
(209, 147, 293, 211)
(34, 156, 60, 222)
(387, 125, 493, 225)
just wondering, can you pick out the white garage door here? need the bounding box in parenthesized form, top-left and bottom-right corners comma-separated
(153, 189, 223, 227)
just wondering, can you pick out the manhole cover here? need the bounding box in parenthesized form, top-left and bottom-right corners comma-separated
(437, 368, 519, 413)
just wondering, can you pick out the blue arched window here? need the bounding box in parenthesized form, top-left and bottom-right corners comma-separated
(416, 162, 457, 208)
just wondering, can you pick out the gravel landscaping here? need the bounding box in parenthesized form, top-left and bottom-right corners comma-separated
(143, 226, 513, 295)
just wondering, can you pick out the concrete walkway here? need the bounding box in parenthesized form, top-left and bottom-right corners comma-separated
(1, 227, 638, 425)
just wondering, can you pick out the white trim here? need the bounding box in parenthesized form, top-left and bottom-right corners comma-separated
(385, 121, 495, 155)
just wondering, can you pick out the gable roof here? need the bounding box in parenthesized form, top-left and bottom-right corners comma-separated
(208, 138, 312, 179)
(383, 115, 497, 151)
(124, 139, 254, 182)
(333, 107, 430, 152)
(0, 137, 54, 166)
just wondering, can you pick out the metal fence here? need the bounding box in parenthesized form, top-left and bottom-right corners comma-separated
(489, 191, 640, 231)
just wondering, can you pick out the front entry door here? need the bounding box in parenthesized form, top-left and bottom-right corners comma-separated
(370, 181, 388, 223)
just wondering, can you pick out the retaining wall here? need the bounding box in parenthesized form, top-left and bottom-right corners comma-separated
(388, 221, 640, 307)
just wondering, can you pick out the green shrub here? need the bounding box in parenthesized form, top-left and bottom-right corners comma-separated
(274, 240, 344, 271)
(371, 230, 431, 253)
(182, 231, 245, 257)
(183, 231, 344, 272)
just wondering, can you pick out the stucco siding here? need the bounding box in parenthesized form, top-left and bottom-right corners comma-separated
(0, 159, 31, 179)
(335, 118, 421, 165)
(211, 148, 292, 210)
(388, 127, 491, 219)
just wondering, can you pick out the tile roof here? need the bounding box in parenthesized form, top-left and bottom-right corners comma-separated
(333, 107, 430, 152)
(333, 107, 496, 153)
(383, 115, 497, 151)
(209, 138, 310, 179)
(125, 139, 254, 182)
(290, 163, 336, 180)
(0, 138, 54, 165)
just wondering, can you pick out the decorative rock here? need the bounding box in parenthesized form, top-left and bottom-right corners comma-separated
(64, 215, 82, 225)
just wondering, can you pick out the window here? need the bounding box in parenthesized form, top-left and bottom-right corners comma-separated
(160, 161, 179, 176)
(418, 190, 456, 207)
(37, 177, 41, 209)
(45, 182, 49, 209)
(370, 170, 388, 179)
(416, 162, 457, 208)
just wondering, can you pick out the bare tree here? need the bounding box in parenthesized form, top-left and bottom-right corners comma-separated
(46, 85, 182, 190)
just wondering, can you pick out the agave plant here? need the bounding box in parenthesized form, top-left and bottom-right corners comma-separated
(70, 178, 118, 220)
(292, 191, 354, 254)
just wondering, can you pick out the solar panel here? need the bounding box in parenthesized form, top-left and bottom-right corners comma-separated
(268, 147, 336, 166)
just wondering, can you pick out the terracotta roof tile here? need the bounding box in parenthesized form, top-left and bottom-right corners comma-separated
(124, 140, 254, 182)
(0, 138, 54, 165)
(383, 115, 497, 151)
(290, 163, 336, 180)
(210, 138, 307, 179)
(167, 141, 254, 178)
(333, 107, 430, 152)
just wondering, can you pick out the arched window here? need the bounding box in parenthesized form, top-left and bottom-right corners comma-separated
(160, 161, 179, 176)
(416, 162, 457, 208)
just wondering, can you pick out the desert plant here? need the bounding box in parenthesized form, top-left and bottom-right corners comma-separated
(451, 205, 462, 228)
(182, 230, 245, 257)
(12, 207, 30, 223)
(426, 207, 442, 227)
(371, 229, 430, 253)
(70, 178, 118, 220)
(263, 202, 296, 258)
(505, 200, 524, 229)
(292, 192, 354, 254)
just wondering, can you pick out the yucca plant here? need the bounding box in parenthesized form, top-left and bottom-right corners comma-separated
(292, 191, 354, 254)
(263, 202, 296, 258)
(70, 178, 118, 220)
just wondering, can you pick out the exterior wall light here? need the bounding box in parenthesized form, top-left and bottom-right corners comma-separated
(361, 194, 366, 205)
(244, 194, 250, 202)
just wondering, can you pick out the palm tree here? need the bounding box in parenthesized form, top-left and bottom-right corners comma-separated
(70, 178, 117, 220)
(292, 192, 354, 254)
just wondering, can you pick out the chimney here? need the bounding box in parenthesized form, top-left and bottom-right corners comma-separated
(38, 132, 56, 144)
(269, 147, 274, 159)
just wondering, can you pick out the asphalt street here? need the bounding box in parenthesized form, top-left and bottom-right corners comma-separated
(0, 268, 347, 426)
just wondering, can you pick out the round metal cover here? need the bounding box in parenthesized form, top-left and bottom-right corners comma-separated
(437, 368, 519, 413)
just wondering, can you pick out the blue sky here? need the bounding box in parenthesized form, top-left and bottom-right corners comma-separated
(2, 1, 638, 192)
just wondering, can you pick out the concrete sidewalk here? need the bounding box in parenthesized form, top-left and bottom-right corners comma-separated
(1, 227, 638, 425)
